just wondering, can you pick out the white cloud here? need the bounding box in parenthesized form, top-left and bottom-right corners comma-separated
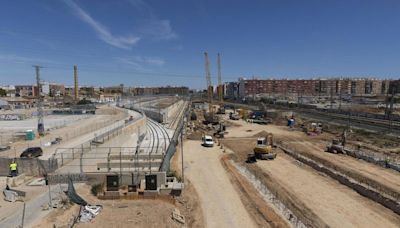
(115, 56, 165, 70)
(127, 0, 178, 40)
(140, 19, 178, 40)
(63, 0, 140, 49)
(144, 57, 165, 66)
(0, 54, 57, 64)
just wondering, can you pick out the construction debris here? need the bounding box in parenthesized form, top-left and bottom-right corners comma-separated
(171, 208, 185, 225)
(79, 205, 103, 223)
(3, 185, 26, 202)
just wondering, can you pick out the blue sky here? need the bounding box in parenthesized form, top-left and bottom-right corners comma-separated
(1, 0, 400, 89)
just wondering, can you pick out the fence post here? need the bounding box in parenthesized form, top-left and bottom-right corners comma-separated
(119, 147, 122, 178)
(61, 153, 64, 166)
(80, 145, 83, 173)
(72, 148, 74, 160)
(107, 148, 111, 171)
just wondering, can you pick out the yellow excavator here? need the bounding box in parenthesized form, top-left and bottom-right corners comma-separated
(247, 133, 277, 163)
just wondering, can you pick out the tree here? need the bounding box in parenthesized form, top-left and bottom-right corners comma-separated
(0, 88, 6, 97)
(77, 99, 92, 105)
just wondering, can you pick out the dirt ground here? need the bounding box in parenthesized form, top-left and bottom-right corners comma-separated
(182, 140, 257, 228)
(224, 119, 400, 197)
(220, 155, 290, 228)
(221, 120, 400, 227)
(170, 137, 205, 228)
(223, 138, 400, 227)
(32, 184, 187, 228)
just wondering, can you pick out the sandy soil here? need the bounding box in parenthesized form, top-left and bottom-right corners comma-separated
(220, 155, 289, 228)
(222, 135, 400, 227)
(183, 140, 257, 228)
(287, 140, 400, 194)
(33, 184, 185, 228)
(225, 119, 400, 198)
(258, 153, 400, 227)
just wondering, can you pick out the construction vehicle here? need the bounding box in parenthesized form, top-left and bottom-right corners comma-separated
(326, 129, 348, 154)
(229, 112, 240, 120)
(213, 123, 226, 138)
(247, 133, 277, 162)
(216, 106, 225, 114)
(190, 112, 197, 121)
(203, 112, 219, 125)
(302, 122, 323, 135)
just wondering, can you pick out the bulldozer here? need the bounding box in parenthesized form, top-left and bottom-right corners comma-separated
(247, 133, 277, 163)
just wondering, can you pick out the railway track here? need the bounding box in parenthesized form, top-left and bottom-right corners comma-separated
(148, 118, 170, 151)
(146, 118, 171, 154)
(299, 109, 400, 134)
(225, 101, 400, 134)
(168, 101, 187, 129)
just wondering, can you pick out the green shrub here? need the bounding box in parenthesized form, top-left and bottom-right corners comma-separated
(91, 183, 102, 196)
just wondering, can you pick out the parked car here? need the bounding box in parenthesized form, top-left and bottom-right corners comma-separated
(0, 145, 10, 152)
(202, 135, 214, 147)
(20, 147, 43, 158)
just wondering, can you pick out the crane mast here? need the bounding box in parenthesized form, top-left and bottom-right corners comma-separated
(217, 53, 223, 103)
(204, 52, 213, 112)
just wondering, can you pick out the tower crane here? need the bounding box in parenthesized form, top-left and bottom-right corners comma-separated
(217, 53, 223, 103)
(203, 52, 218, 124)
(204, 52, 213, 112)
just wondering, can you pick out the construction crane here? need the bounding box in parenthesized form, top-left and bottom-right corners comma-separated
(203, 52, 218, 124)
(34, 65, 45, 136)
(217, 53, 223, 103)
(204, 52, 213, 112)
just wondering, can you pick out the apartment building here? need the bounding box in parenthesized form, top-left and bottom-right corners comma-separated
(15, 85, 37, 97)
(232, 78, 393, 99)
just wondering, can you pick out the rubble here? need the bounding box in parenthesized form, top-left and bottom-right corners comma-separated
(171, 208, 185, 225)
(79, 205, 103, 223)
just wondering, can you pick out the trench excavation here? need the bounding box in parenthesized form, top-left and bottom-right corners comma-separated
(277, 143, 400, 215)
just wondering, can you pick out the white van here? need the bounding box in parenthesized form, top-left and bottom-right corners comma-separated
(202, 135, 214, 147)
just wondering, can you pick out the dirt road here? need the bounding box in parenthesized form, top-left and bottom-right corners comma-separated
(183, 140, 256, 228)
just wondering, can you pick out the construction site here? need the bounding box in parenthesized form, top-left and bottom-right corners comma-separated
(0, 48, 400, 228)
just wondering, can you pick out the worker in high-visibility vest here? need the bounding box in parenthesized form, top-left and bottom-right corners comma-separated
(9, 160, 17, 177)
